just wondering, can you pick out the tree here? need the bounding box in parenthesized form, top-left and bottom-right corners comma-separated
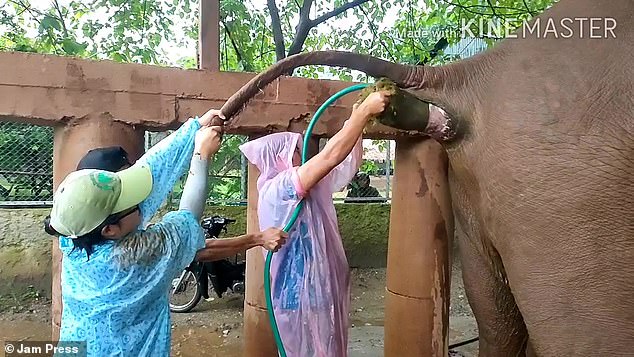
(1, 0, 557, 68)
(0, 0, 199, 64)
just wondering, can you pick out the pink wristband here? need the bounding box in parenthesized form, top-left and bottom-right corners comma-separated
(291, 168, 307, 197)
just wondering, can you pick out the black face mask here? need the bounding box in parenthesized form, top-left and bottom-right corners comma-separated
(104, 206, 140, 226)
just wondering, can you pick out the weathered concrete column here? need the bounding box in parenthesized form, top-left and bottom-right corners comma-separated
(198, 0, 220, 71)
(243, 161, 277, 357)
(52, 116, 144, 340)
(384, 138, 453, 356)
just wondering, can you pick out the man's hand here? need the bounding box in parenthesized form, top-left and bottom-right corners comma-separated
(199, 108, 226, 127)
(257, 228, 288, 252)
(194, 126, 223, 160)
(354, 91, 391, 118)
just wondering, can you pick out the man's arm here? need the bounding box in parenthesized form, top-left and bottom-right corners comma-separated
(297, 91, 389, 192)
(178, 153, 209, 220)
(324, 132, 363, 193)
(178, 126, 223, 219)
(196, 228, 288, 262)
(195, 235, 261, 262)
(137, 117, 201, 226)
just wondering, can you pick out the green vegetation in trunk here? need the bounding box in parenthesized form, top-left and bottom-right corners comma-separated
(357, 78, 430, 131)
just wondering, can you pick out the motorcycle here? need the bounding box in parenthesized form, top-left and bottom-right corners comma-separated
(169, 216, 245, 313)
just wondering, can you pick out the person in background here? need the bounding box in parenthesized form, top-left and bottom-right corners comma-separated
(44, 109, 287, 356)
(344, 171, 383, 203)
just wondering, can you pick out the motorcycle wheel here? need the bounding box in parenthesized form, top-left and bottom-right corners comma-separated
(169, 269, 202, 313)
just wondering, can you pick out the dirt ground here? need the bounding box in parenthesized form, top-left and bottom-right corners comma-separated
(0, 262, 478, 356)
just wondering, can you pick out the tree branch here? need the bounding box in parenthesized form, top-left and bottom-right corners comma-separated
(522, 0, 535, 16)
(266, 0, 286, 61)
(287, 0, 369, 57)
(220, 18, 254, 72)
(286, 25, 311, 57)
(485, 0, 498, 17)
(285, 0, 314, 57)
(358, 4, 396, 62)
(299, 0, 313, 21)
(9, 0, 43, 25)
(141, 0, 147, 35)
(258, 49, 276, 60)
(310, 0, 370, 26)
(441, 0, 526, 17)
(53, 0, 68, 37)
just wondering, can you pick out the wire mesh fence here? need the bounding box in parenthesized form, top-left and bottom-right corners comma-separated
(0, 122, 54, 205)
(146, 132, 249, 208)
(0, 126, 394, 207)
(333, 139, 394, 204)
(157, 135, 395, 207)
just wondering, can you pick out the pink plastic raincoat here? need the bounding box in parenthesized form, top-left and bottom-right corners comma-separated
(239, 129, 362, 357)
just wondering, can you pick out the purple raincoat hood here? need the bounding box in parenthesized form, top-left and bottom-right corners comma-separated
(238, 132, 303, 189)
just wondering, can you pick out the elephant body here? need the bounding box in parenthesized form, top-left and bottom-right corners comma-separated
(222, 0, 633, 355)
(448, 2, 633, 355)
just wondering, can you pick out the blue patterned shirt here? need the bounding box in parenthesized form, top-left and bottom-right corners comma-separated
(58, 117, 206, 356)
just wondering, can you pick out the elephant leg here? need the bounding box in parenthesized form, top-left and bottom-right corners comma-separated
(457, 228, 529, 357)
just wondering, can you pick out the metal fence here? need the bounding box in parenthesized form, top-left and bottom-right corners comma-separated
(0, 126, 395, 207)
(0, 122, 54, 206)
(146, 131, 249, 208)
(333, 139, 394, 204)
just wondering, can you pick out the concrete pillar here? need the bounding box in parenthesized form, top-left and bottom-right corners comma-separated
(198, 0, 220, 71)
(51, 116, 144, 340)
(243, 161, 277, 357)
(384, 138, 453, 356)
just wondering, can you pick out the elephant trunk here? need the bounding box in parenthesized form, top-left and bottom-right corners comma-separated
(221, 51, 414, 117)
(220, 50, 481, 138)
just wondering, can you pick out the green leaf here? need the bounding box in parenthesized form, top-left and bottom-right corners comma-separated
(111, 52, 125, 62)
(40, 15, 62, 31)
(61, 39, 86, 55)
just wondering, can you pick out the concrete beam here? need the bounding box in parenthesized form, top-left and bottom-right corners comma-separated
(0, 52, 426, 139)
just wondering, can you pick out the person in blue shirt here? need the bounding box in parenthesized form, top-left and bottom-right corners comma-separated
(44, 109, 287, 356)
(73, 145, 285, 261)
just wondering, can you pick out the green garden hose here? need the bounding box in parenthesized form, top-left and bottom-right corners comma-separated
(264, 83, 371, 356)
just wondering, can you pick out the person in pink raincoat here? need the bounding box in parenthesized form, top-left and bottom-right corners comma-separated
(239, 91, 390, 357)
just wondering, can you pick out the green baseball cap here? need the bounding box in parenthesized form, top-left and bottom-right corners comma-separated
(49, 164, 153, 238)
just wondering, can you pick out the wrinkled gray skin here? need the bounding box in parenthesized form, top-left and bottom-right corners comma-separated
(435, 3, 633, 355)
(222, 0, 633, 355)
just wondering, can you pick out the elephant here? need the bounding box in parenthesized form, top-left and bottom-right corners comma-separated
(220, 0, 633, 355)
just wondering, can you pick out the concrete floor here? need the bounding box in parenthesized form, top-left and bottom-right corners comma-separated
(0, 267, 479, 356)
